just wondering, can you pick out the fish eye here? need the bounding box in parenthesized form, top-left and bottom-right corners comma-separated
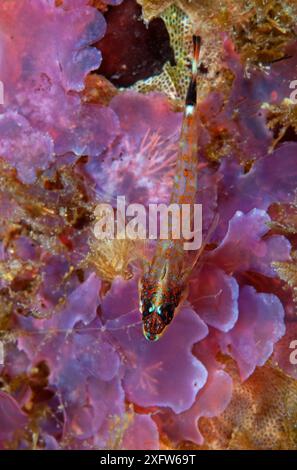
(141, 299, 155, 317)
(157, 303, 175, 324)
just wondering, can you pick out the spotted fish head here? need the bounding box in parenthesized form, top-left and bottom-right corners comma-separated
(140, 299, 175, 341)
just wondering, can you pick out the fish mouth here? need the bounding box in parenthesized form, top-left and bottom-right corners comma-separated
(143, 326, 160, 342)
(142, 311, 166, 341)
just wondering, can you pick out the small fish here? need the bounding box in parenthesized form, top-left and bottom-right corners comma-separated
(139, 35, 202, 341)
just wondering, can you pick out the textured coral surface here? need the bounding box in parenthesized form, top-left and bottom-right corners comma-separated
(0, 0, 297, 450)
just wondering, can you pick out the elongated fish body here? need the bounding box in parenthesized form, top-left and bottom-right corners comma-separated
(139, 36, 201, 341)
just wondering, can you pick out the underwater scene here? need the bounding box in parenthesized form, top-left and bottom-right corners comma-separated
(1, 0, 297, 452)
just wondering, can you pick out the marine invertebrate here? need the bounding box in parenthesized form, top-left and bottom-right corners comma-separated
(0, 0, 119, 182)
(263, 98, 297, 150)
(84, 91, 181, 205)
(132, 4, 193, 104)
(85, 237, 136, 283)
(97, 0, 174, 88)
(197, 361, 297, 450)
(0, 391, 28, 446)
(134, 1, 297, 104)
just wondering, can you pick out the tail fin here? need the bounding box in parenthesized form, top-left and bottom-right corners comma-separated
(185, 35, 201, 109)
(192, 35, 201, 78)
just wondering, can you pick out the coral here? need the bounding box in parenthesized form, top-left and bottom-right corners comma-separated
(267, 201, 297, 381)
(86, 238, 135, 284)
(0, 158, 97, 323)
(82, 74, 118, 106)
(97, 0, 174, 88)
(84, 91, 181, 205)
(197, 361, 297, 450)
(0, 0, 106, 94)
(138, 1, 297, 62)
(215, 143, 297, 238)
(134, 1, 297, 103)
(269, 200, 297, 304)
(0, 0, 119, 182)
(231, 0, 297, 65)
(263, 98, 297, 150)
(132, 4, 193, 105)
(274, 256, 297, 302)
(218, 285, 285, 379)
(0, 391, 28, 446)
(0, 111, 55, 184)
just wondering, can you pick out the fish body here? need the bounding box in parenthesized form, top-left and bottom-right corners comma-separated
(139, 36, 201, 341)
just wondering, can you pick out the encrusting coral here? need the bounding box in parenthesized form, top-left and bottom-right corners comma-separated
(196, 361, 297, 450)
(134, 0, 297, 102)
(131, 4, 193, 105)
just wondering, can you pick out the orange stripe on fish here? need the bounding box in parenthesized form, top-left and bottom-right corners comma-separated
(139, 35, 203, 341)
